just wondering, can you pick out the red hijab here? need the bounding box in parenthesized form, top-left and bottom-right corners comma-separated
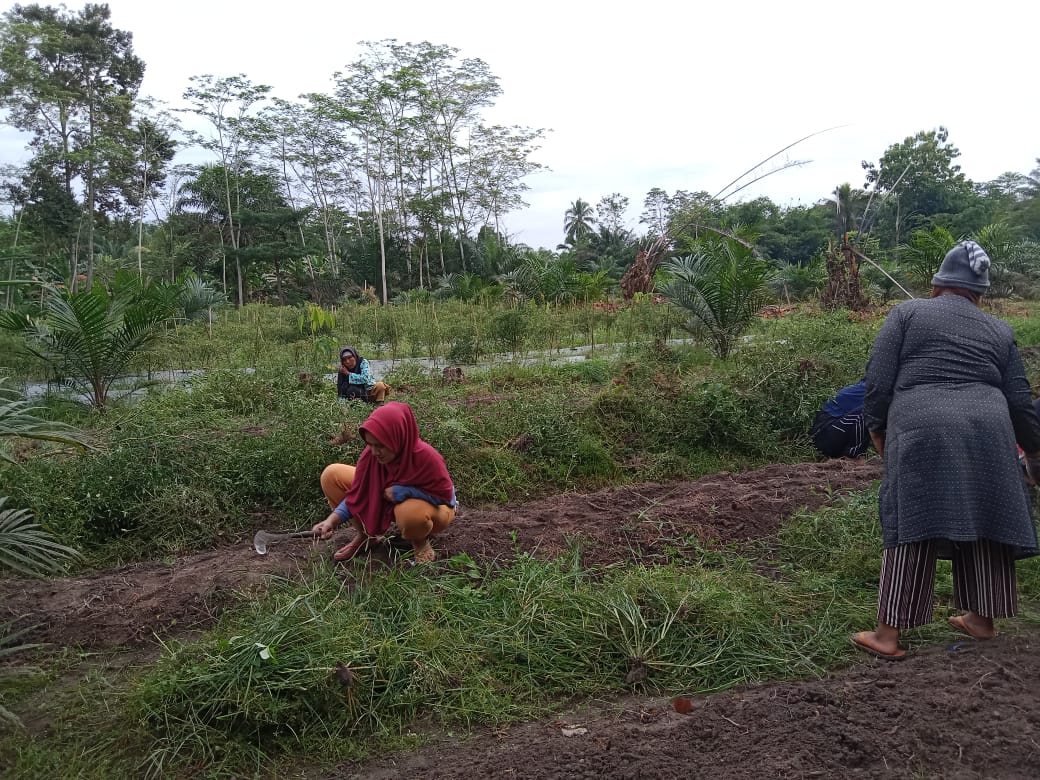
(346, 402, 454, 535)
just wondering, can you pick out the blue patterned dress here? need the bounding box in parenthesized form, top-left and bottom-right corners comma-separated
(864, 294, 1040, 557)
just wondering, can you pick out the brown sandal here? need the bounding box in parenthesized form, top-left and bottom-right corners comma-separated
(850, 631, 907, 661)
(948, 615, 993, 641)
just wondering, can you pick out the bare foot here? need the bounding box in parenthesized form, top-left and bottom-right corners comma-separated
(949, 613, 995, 640)
(412, 541, 436, 564)
(850, 631, 907, 660)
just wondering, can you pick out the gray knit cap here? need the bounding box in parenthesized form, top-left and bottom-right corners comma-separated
(930, 240, 991, 293)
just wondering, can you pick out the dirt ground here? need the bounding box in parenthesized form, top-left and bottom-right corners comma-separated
(0, 458, 880, 648)
(9, 456, 1040, 778)
(344, 629, 1040, 779)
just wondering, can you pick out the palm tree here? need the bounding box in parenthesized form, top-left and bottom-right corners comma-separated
(563, 198, 597, 246)
(828, 183, 868, 238)
(500, 250, 581, 304)
(659, 236, 772, 359)
(899, 226, 956, 289)
(0, 275, 195, 409)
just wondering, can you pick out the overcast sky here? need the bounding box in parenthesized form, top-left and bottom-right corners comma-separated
(4, 0, 1037, 249)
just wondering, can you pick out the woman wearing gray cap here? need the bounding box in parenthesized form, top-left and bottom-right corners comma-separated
(852, 240, 1040, 660)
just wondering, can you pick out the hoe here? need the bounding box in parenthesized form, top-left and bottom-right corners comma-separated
(252, 528, 318, 555)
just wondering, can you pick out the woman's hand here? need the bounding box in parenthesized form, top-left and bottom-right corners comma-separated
(1024, 452, 1040, 486)
(312, 514, 340, 539)
(383, 486, 396, 502)
(869, 430, 886, 459)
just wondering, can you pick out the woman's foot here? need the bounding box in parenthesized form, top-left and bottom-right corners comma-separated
(850, 630, 907, 660)
(412, 541, 436, 564)
(948, 613, 995, 640)
(333, 535, 370, 561)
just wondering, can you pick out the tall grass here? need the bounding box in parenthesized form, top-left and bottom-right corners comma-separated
(7, 485, 1040, 778)
(128, 547, 866, 774)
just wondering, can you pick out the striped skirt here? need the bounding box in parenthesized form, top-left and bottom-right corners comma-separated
(877, 539, 1017, 628)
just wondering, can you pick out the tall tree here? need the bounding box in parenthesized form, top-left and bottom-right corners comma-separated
(828, 182, 868, 237)
(640, 187, 671, 235)
(180, 73, 271, 305)
(0, 3, 145, 288)
(125, 100, 177, 277)
(596, 193, 630, 234)
(861, 127, 977, 246)
(563, 197, 596, 245)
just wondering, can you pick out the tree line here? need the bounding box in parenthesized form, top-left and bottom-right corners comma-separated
(2, 4, 1039, 312)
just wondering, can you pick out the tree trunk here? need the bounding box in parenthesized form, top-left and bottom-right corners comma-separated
(821, 238, 869, 310)
(7, 209, 23, 309)
(619, 236, 669, 301)
(137, 168, 147, 278)
(84, 96, 96, 291)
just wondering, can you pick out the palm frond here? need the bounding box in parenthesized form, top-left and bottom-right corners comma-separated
(0, 379, 94, 463)
(0, 498, 80, 577)
(660, 237, 771, 359)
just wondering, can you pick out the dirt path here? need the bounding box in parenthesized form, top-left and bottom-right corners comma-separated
(0, 458, 880, 648)
(343, 629, 1040, 779)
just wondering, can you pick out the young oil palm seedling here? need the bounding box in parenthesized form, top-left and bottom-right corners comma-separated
(0, 381, 85, 728)
(0, 380, 85, 575)
(0, 274, 188, 410)
(659, 234, 772, 359)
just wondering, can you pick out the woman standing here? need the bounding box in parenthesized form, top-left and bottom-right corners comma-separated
(852, 240, 1040, 660)
(312, 402, 457, 564)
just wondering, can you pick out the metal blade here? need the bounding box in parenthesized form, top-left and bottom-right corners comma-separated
(253, 530, 272, 555)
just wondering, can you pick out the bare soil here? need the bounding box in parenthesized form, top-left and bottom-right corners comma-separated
(0, 458, 879, 648)
(344, 629, 1040, 779)
(11, 457, 1040, 778)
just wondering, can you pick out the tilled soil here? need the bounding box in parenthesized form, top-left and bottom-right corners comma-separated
(344, 630, 1040, 779)
(0, 458, 880, 648)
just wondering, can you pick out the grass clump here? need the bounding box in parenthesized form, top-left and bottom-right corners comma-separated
(126, 496, 894, 775)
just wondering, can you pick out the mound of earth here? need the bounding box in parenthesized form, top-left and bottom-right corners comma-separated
(345, 629, 1040, 779)
(438, 457, 880, 566)
(0, 458, 880, 649)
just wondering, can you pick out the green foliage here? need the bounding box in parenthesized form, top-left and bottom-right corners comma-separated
(126, 538, 865, 772)
(775, 489, 882, 587)
(899, 225, 955, 289)
(296, 304, 336, 336)
(0, 275, 193, 409)
(660, 236, 772, 359)
(863, 127, 979, 244)
(771, 254, 827, 302)
(0, 304, 892, 564)
(0, 497, 80, 577)
(0, 624, 47, 728)
(488, 309, 529, 354)
(0, 378, 93, 463)
(0, 379, 87, 581)
(0, 370, 343, 559)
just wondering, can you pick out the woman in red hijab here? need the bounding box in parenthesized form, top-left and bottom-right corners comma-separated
(312, 402, 456, 564)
